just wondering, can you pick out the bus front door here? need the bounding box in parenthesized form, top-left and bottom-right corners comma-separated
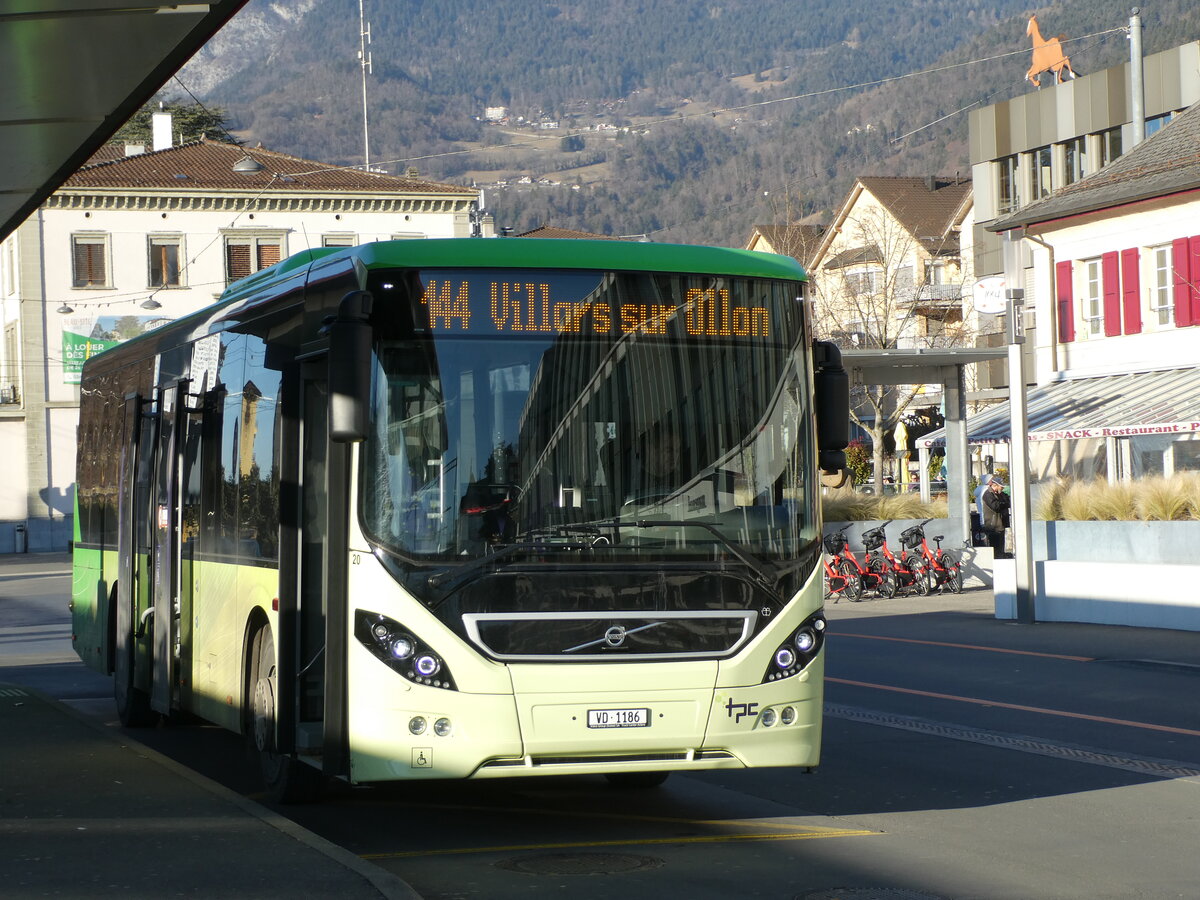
(149, 383, 186, 715)
(114, 392, 157, 725)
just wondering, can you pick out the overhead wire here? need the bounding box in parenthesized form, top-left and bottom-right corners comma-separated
(164, 26, 1128, 180)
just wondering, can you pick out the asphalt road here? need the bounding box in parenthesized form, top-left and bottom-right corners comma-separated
(4, 554, 1199, 899)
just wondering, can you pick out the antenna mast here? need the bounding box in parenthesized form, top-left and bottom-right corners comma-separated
(358, 0, 372, 169)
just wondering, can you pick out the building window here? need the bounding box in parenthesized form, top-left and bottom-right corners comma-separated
(923, 259, 945, 285)
(71, 234, 109, 288)
(1083, 258, 1103, 336)
(842, 268, 878, 295)
(1099, 127, 1122, 167)
(1152, 245, 1174, 327)
(1145, 112, 1174, 138)
(1064, 137, 1087, 185)
(224, 234, 284, 284)
(2, 322, 18, 405)
(997, 155, 1020, 213)
(322, 234, 356, 247)
(148, 236, 182, 288)
(1032, 146, 1052, 199)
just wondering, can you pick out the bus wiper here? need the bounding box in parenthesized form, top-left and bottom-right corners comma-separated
(617, 519, 780, 593)
(426, 534, 596, 597)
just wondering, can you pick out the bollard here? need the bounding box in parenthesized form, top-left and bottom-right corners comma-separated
(14, 523, 26, 553)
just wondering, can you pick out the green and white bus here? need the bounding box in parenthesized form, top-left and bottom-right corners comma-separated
(71, 238, 848, 800)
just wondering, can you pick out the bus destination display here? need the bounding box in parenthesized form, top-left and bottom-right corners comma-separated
(419, 275, 772, 339)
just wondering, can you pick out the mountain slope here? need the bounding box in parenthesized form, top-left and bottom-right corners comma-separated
(180, 0, 1200, 245)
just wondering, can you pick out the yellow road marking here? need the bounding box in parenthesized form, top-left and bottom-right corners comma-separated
(364, 800, 854, 833)
(362, 827, 879, 860)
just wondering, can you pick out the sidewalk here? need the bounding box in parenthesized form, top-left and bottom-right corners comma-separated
(0, 680, 419, 899)
(0, 551, 419, 899)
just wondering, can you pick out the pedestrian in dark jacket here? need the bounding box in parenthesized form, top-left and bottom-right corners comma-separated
(981, 477, 1011, 558)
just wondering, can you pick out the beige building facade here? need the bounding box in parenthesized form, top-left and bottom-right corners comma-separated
(0, 137, 488, 551)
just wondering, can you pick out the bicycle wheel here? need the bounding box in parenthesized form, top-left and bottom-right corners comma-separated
(836, 557, 864, 601)
(868, 558, 897, 599)
(939, 551, 963, 594)
(914, 566, 933, 596)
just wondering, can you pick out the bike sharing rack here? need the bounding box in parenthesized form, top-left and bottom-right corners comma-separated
(836, 347, 1008, 588)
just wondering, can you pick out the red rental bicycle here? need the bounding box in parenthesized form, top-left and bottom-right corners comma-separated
(824, 527, 887, 601)
(822, 551, 861, 602)
(861, 520, 918, 597)
(898, 518, 963, 594)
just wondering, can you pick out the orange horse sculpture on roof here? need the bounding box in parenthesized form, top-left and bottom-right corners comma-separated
(1026, 14, 1077, 87)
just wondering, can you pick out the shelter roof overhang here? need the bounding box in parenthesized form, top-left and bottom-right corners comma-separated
(1, 0, 250, 244)
(918, 367, 1200, 448)
(842, 347, 1007, 387)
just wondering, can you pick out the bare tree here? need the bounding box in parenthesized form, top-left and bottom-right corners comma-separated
(812, 201, 970, 492)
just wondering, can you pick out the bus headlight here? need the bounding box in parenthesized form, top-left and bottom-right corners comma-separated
(415, 654, 441, 677)
(795, 629, 816, 654)
(355, 610, 457, 690)
(761, 610, 826, 684)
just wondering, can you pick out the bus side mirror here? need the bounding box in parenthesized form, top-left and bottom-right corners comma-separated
(812, 340, 849, 474)
(328, 290, 374, 443)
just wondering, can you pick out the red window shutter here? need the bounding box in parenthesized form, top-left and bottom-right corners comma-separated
(256, 242, 282, 271)
(1191, 236, 1200, 326)
(1055, 260, 1074, 343)
(226, 243, 252, 282)
(73, 241, 105, 287)
(1173, 237, 1193, 327)
(1120, 248, 1141, 335)
(1101, 251, 1121, 336)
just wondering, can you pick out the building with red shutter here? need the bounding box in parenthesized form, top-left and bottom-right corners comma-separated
(983, 99, 1200, 483)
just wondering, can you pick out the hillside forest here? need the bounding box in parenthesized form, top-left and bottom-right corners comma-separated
(175, 0, 1200, 246)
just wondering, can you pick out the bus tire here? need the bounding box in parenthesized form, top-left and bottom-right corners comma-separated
(113, 590, 156, 728)
(249, 626, 324, 804)
(605, 771, 670, 789)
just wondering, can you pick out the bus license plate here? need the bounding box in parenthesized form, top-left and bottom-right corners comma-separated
(587, 708, 650, 728)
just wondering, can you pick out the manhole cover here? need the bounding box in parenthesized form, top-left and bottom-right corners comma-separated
(496, 852, 663, 876)
(800, 891, 946, 900)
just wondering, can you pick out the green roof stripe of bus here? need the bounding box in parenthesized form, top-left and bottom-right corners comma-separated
(346, 238, 807, 281)
(221, 238, 806, 305)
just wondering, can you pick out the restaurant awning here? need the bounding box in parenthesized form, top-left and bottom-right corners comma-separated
(918, 367, 1200, 448)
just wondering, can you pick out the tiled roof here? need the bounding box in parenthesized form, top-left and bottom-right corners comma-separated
(748, 223, 826, 266)
(823, 244, 883, 270)
(991, 102, 1200, 230)
(64, 138, 472, 195)
(517, 225, 620, 239)
(857, 176, 970, 251)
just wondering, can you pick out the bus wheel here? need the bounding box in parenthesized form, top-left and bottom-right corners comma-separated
(114, 594, 156, 727)
(249, 626, 323, 804)
(605, 771, 670, 789)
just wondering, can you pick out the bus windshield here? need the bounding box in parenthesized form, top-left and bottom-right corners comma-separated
(360, 267, 816, 584)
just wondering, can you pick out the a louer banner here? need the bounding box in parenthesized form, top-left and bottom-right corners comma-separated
(61, 315, 163, 383)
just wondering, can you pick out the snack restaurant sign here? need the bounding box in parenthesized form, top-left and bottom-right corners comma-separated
(919, 420, 1200, 448)
(1029, 422, 1200, 442)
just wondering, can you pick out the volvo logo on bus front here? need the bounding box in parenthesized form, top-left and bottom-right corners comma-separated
(604, 625, 627, 648)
